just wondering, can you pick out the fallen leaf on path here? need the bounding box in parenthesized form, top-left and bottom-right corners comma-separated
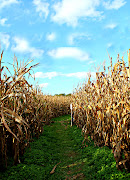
(50, 161, 61, 174)
(62, 161, 83, 168)
(72, 173, 84, 180)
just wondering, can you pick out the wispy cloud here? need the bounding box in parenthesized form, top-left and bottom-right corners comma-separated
(33, 33, 43, 42)
(11, 36, 44, 58)
(0, 32, 10, 49)
(0, 18, 9, 26)
(46, 32, 56, 41)
(103, 0, 126, 10)
(39, 83, 48, 88)
(107, 43, 113, 48)
(0, 0, 20, 9)
(105, 23, 117, 29)
(64, 72, 91, 79)
(34, 71, 96, 79)
(34, 71, 61, 79)
(33, 0, 49, 19)
(88, 60, 96, 64)
(48, 47, 90, 61)
(51, 0, 103, 27)
(68, 33, 91, 45)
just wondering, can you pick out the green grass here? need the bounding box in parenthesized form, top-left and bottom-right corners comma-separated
(0, 115, 129, 180)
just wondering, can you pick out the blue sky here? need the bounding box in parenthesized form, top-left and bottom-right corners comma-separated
(0, 0, 130, 95)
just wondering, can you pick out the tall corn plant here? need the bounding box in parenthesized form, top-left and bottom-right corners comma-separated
(72, 50, 130, 172)
(0, 51, 72, 168)
(0, 51, 39, 167)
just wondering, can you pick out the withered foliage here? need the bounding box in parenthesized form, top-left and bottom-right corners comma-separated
(0, 51, 71, 168)
(72, 50, 130, 172)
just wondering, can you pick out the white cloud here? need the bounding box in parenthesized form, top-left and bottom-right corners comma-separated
(0, 32, 10, 49)
(51, 0, 103, 27)
(107, 43, 113, 48)
(33, 0, 49, 19)
(39, 83, 48, 88)
(0, 18, 7, 26)
(12, 37, 29, 52)
(88, 60, 96, 64)
(34, 71, 96, 79)
(68, 33, 91, 45)
(103, 0, 126, 10)
(48, 47, 90, 61)
(11, 36, 44, 58)
(65, 71, 96, 79)
(30, 47, 44, 58)
(46, 32, 56, 41)
(105, 23, 117, 29)
(64, 72, 96, 79)
(64, 72, 89, 79)
(34, 71, 60, 79)
(0, 0, 19, 9)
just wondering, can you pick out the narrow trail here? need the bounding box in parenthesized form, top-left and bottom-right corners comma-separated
(0, 115, 129, 180)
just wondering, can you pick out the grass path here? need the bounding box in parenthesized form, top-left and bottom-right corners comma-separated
(0, 115, 129, 180)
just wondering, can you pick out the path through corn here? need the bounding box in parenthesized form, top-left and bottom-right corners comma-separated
(0, 115, 129, 180)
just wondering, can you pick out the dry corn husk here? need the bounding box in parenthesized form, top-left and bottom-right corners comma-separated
(0, 51, 72, 167)
(72, 50, 130, 171)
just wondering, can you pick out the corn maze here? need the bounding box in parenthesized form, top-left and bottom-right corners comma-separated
(0, 49, 130, 173)
(0, 51, 71, 168)
(72, 50, 130, 172)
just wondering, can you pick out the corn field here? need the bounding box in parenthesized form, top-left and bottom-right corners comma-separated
(0, 50, 130, 173)
(72, 50, 130, 172)
(0, 51, 71, 168)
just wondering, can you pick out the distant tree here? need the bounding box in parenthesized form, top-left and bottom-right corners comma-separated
(54, 93, 66, 96)
(66, 93, 71, 96)
(54, 93, 72, 96)
(59, 93, 65, 96)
